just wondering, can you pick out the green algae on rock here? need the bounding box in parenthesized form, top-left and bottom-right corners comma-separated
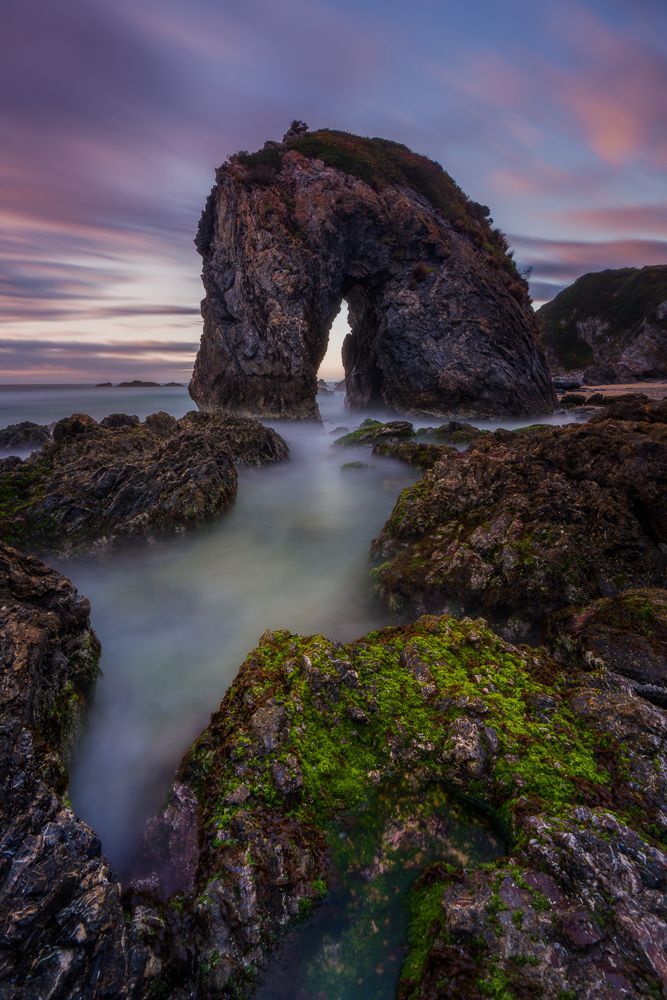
(136, 613, 666, 999)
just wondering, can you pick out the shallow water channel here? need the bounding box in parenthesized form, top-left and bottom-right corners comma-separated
(64, 390, 423, 874)
(40, 385, 574, 995)
(59, 390, 576, 869)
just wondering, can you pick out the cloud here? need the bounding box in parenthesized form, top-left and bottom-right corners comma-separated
(514, 235, 667, 285)
(558, 204, 667, 237)
(0, 337, 197, 382)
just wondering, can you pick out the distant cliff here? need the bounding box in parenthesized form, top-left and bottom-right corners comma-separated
(536, 266, 667, 383)
(190, 125, 554, 418)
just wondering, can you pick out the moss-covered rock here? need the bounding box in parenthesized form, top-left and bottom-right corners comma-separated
(136, 614, 666, 998)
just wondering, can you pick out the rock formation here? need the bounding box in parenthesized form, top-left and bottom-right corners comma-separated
(0, 544, 158, 998)
(135, 616, 666, 998)
(190, 128, 555, 419)
(0, 411, 288, 557)
(0, 421, 50, 452)
(1, 558, 665, 997)
(371, 400, 667, 639)
(537, 265, 667, 383)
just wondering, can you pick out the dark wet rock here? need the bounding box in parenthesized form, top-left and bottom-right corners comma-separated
(551, 588, 667, 707)
(0, 411, 288, 556)
(143, 409, 178, 436)
(333, 418, 415, 446)
(537, 264, 667, 380)
(371, 405, 667, 638)
(52, 412, 98, 445)
(560, 392, 588, 406)
(99, 412, 140, 429)
(553, 374, 583, 391)
(409, 809, 667, 1000)
(424, 419, 490, 445)
(0, 421, 51, 452)
(0, 544, 160, 999)
(340, 460, 374, 472)
(372, 439, 454, 469)
(190, 128, 554, 419)
(590, 394, 666, 424)
(135, 615, 666, 998)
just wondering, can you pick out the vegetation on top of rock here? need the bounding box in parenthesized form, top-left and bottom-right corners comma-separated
(231, 128, 519, 274)
(537, 265, 667, 377)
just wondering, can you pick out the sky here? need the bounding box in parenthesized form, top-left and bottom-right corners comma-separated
(1, 0, 666, 382)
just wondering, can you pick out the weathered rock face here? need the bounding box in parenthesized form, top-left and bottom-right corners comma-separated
(135, 616, 666, 999)
(0, 544, 158, 999)
(537, 265, 667, 382)
(371, 402, 667, 639)
(190, 128, 555, 419)
(551, 587, 667, 707)
(0, 411, 288, 557)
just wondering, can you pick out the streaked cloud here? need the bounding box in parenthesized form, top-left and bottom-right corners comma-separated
(1, 0, 666, 379)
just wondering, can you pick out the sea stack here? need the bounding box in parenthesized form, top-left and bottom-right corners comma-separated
(190, 126, 555, 419)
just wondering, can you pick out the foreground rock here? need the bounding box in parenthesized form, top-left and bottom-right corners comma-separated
(372, 402, 667, 638)
(0, 411, 288, 556)
(0, 544, 159, 998)
(1, 555, 665, 998)
(537, 264, 667, 382)
(137, 615, 666, 999)
(190, 126, 554, 419)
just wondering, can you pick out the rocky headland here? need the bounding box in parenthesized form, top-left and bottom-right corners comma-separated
(0, 410, 288, 557)
(190, 126, 554, 419)
(537, 265, 667, 384)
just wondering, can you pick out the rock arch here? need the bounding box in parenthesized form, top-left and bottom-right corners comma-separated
(190, 131, 555, 419)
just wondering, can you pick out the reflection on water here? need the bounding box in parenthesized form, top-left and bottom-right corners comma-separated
(255, 783, 505, 1000)
(54, 388, 578, 874)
